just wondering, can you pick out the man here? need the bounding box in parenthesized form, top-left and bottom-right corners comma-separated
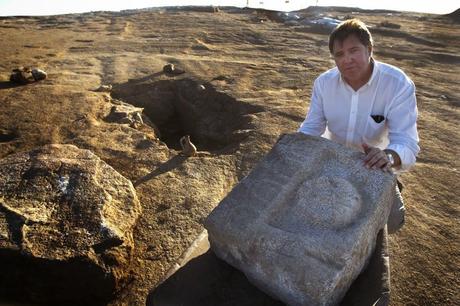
(298, 19, 420, 234)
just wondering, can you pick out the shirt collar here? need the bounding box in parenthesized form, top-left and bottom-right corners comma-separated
(366, 58, 378, 87)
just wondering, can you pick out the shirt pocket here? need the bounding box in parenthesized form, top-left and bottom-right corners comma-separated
(365, 116, 387, 146)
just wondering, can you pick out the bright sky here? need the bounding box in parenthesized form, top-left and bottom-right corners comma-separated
(0, 0, 458, 16)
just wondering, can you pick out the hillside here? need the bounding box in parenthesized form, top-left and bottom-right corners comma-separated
(0, 6, 459, 305)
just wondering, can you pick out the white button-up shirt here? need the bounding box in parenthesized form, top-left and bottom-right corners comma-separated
(298, 60, 420, 171)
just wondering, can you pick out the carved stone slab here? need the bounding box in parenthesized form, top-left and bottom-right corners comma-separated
(205, 133, 396, 305)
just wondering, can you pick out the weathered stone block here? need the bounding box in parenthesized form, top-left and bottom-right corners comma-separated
(205, 133, 396, 306)
(0, 144, 141, 304)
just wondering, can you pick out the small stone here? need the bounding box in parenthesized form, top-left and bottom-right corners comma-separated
(9, 67, 34, 84)
(163, 63, 175, 73)
(95, 84, 112, 92)
(163, 63, 185, 75)
(105, 102, 144, 126)
(31, 68, 47, 81)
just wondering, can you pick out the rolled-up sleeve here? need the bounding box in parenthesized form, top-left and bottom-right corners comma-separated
(386, 80, 420, 171)
(298, 78, 327, 136)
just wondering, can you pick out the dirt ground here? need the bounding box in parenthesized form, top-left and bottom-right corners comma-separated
(0, 5, 458, 306)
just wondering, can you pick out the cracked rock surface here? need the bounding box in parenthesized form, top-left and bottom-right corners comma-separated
(0, 144, 141, 304)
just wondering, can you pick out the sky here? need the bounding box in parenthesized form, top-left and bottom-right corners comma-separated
(0, 0, 458, 16)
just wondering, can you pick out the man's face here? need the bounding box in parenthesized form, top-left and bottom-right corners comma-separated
(332, 34, 372, 85)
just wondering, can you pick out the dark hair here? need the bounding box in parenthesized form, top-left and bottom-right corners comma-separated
(328, 19, 373, 54)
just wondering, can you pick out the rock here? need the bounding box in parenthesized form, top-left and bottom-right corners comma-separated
(105, 100, 144, 125)
(9, 67, 34, 84)
(31, 68, 47, 81)
(95, 84, 113, 92)
(0, 144, 142, 304)
(163, 63, 175, 73)
(163, 63, 185, 75)
(104, 99, 160, 139)
(205, 133, 396, 306)
(9, 67, 47, 84)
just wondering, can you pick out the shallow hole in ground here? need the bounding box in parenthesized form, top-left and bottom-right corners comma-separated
(0, 129, 19, 143)
(112, 78, 264, 154)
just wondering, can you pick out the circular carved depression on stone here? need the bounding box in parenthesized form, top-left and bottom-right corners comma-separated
(292, 176, 362, 230)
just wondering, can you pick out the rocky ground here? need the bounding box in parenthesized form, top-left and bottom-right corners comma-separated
(0, 5, 458, 306)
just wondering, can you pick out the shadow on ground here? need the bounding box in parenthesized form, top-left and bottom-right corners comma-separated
(0, 81, 22, 90)
(147, 229, 390, 306)
(147, 250, 285, 306)
(134, 154, 188, 187)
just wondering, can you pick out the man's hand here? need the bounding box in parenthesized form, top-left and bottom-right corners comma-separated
(362, 143, 392, 172)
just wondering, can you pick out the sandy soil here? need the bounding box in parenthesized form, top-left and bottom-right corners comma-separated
(0, 5, 458, 306)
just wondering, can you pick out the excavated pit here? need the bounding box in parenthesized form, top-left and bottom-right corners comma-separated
(0, 128, 18, 143)
(112, 78, 264, 153)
